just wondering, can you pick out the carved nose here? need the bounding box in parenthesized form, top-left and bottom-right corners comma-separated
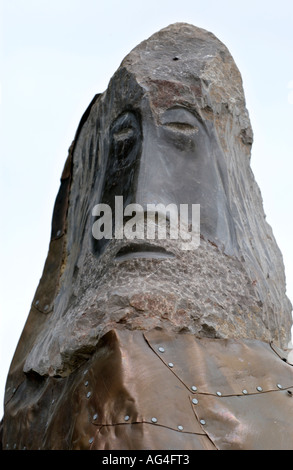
(133, 137, 170, 209)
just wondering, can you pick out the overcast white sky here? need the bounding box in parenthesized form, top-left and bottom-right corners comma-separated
(0, 0, 292, 419)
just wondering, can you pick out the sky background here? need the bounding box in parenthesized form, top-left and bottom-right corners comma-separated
(0, 0, 292, 419)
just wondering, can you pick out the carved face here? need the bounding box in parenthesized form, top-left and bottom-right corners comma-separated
(92, 80, 236, 258)
(5, 24, 291, 401)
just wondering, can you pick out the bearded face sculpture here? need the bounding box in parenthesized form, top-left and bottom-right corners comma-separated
(2, 23, 292, 451)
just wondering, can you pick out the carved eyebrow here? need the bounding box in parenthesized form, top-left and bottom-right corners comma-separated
(111, 110, 140, 132)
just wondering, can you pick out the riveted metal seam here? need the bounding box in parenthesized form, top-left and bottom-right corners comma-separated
(217, 386, 293, 397)
(94, 420, 207, 435)
(188, 395, 218, 450)
(88, 425, 102, 450)
(143, 332, 200, 394)
(270, 341, 293, 365)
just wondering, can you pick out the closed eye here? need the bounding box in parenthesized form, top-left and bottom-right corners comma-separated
(113, 127, 134, 141)
(163, 122, 199, 134)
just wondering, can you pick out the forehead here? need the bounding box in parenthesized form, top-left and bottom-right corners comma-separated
(103, 73, 204, 127)
(146, 78, 202, 112)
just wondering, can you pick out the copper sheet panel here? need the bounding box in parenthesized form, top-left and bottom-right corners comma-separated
(192, 389, 293, 450)
(144, 329, 293, 395)
(3, 329, 293, 450)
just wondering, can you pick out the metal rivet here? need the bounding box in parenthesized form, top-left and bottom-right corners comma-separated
(89, 437, 94, 444)
(124, 415, 130, 421)
(191, 386, 197, 392)
(216, 391, 222, 396)
(151, 417, 158, 423)
(158, 347, 165, 353)
(256, 386, 263, 392)
(168, 362, 174, 368)
(56, 230, 61, 237)
(93, 413, 98, 420)
(83, 369, 88, 375)
(192, 398, 198, 405)
(35, 300, 39, 306)
(277, 384, 283, 389)
(200, 419, 206, 425)
(242, 389, 248, 395)
(51, 399, 55, 404)
(44, 305, 49, 312)
(84, 381, 89, 387)
(86, 391, 91, 398)
(177, 425, 183, 431)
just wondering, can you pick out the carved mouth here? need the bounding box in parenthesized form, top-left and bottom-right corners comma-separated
(115, 243, 175, 261)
